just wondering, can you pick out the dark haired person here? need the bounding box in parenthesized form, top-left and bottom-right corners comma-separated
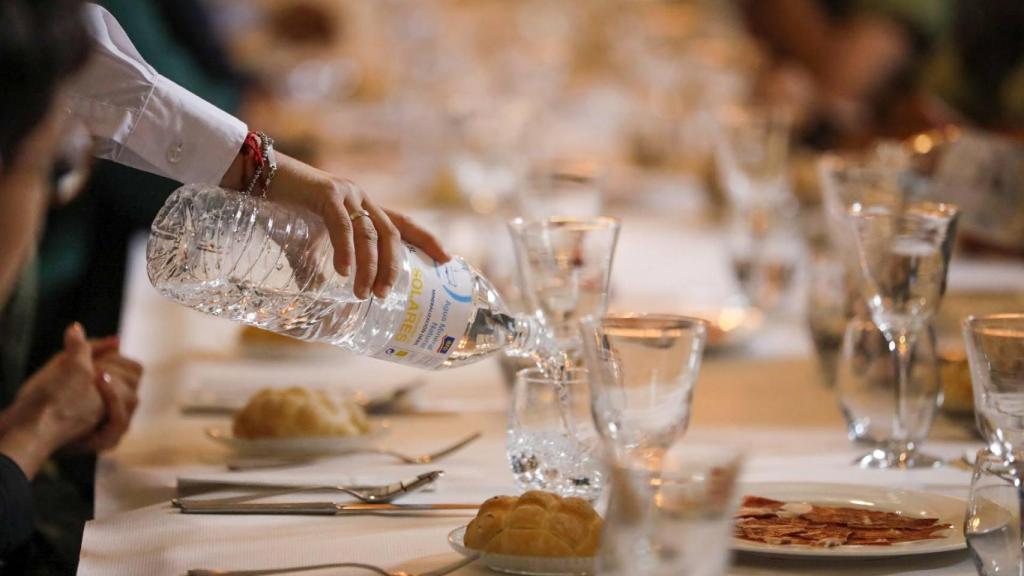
(0, 0, 449, 571)
(0, 0, 142, 567)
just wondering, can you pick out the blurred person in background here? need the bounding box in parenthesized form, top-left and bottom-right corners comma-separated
(19, 1, 258, 567)
(0, 0, 141, 571)
(741, 0, 1024, 148)
(1, 1, 448, 572)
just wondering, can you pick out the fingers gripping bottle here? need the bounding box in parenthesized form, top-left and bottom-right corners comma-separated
(147, 184, 552, 369)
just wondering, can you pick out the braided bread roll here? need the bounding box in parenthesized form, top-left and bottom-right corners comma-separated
(464, 491, 602, 557)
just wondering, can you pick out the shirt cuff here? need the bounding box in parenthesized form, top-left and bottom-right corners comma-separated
(118, 74, 248, 185)
(0, 453, 34, 555)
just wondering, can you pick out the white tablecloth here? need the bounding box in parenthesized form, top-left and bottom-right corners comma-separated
(76, 213, 1024, 575)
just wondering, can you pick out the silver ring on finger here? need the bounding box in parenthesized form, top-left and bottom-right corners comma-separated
(349, 208, 371, 222)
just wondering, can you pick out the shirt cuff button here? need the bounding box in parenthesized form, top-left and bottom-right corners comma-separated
(167, 142, 184, 164)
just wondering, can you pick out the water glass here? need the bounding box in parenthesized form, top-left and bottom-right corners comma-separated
(966, 450, 1024, 575)
(963, 313, 1024, 459)
(509, 217, 620, 361)
(598, 443, 742, 576)
(818, 150, 904, 267)
(848, 201, 959, 468)
(836, 318, 941, 455)
(580, 314, 709, 470)
(507, 368, 603, 501)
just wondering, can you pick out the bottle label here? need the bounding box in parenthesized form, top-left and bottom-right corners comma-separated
(371, 247, 475, 369)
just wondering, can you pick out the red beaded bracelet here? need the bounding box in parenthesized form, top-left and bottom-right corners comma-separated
(241, 131, 277, 197)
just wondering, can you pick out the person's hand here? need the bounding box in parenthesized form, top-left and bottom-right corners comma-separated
(0, 323, 104, 477)
(223, 151, 450, 299)
(76, 347, 142, 453)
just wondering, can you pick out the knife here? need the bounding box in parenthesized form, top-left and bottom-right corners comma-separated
(176, 470, 442, 498)
(174, 500, 480, 515)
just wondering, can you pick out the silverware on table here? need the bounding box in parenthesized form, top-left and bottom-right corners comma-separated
(187, 554, 478, 576)
(226, 432, 482, 471)
(176, 470, 443, 506)
(358, 379, 426, 414)
(174, 500, 480, 515)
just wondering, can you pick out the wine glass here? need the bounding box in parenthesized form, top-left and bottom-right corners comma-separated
(579, 314, 709, 471)
(715, 105, 800, 312)
(509, 217, 620, 364)
(848, 201, 959, 468)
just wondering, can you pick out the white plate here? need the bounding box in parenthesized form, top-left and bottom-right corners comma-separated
(733, 482, 967, 558)
(204, 423, 387, 457)
(448, 526, 595, 575)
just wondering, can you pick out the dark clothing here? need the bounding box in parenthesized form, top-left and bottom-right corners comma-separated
(0, 454, 33, 558)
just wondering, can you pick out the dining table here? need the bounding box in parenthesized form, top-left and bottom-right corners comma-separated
(75, 206, 1024, 576)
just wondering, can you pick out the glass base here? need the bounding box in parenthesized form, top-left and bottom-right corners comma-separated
(854, 447, 944, 469)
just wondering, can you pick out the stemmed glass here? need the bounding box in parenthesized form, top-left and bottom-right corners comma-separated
(580, 314, 721, 576)
(579, 314, 709, 471)
(848, 201, 959, 468)
(715, 105, 799, 312)
(509, 217, 620, 366)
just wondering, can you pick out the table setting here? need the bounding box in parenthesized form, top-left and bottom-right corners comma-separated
(68, 3, 1024, 576)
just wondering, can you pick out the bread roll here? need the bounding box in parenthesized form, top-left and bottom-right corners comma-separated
(233, 387, 370, 438)
(464, 491, 602, 557)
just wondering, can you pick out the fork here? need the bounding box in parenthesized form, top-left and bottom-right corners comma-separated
(187, 554, 478, 576)
(174, 470, 443, 507)
(226, 432, 482, 471)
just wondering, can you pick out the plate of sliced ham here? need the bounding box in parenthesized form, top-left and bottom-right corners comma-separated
(732, 483, 966, 558)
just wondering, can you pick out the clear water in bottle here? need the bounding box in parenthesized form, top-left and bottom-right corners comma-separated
(147, 184, 546, 369)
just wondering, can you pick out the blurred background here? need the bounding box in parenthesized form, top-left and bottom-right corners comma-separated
(27, 0, 1024, 421)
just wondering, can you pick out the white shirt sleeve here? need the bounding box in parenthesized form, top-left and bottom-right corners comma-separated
(68, 4, 248, 185)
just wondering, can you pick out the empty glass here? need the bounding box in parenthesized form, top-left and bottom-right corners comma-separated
(963, 313, 1024, 459)
(836, 318, 941, 452)
(715, 105, 791, 209)
(507, 367, 603, 500)
(598, 443, 742, 576)
(965, 449, 1024, 575)
(725, 203, 802, 312)
(818, 150, 904, 266)
(716, 106, 799, 312)
(848, 202, 959, 468)
(509, 217, 620, 362)
(580, 314, 709, 471)
(806, 248, 850, 388)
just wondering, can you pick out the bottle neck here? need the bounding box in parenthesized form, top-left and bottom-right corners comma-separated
(506, 313, 570, 375)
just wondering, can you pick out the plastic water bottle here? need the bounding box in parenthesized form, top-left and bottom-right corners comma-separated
(147, 184, 551, 370)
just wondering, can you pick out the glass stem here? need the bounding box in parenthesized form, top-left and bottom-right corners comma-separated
(890, 328, 918, 457)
